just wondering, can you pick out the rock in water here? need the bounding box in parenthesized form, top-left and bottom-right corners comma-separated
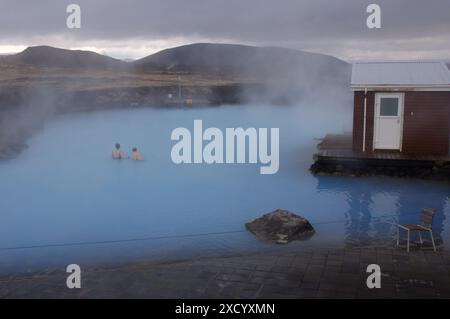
(245, 209, 315, 244)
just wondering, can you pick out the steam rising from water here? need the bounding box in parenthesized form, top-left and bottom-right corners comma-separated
(0, 45, 351, 158)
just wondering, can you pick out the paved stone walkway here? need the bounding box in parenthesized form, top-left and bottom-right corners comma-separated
(1, 247, 450, 298)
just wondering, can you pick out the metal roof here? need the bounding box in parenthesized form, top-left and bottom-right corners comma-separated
(351, 61, 450, 89)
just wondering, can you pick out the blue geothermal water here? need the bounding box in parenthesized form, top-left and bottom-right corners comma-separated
(0, 104, 449, 274)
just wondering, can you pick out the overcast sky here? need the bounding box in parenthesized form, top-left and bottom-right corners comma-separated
(0, 0, 449, 61)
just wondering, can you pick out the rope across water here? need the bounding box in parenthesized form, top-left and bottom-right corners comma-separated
(0, 212, 412, 251)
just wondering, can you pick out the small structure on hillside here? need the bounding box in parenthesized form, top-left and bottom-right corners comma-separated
(311, 61, 450, 179)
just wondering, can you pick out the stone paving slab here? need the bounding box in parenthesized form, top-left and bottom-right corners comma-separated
(1, 247, 450, 299)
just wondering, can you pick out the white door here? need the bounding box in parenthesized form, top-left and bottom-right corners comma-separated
(374, 93, 404, 150)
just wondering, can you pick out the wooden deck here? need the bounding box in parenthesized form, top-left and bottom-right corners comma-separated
(317, 133, 353, 151)
(316, 149, 450, 163)
(315, 134, 450, 163)
(312, 134, 450, 179)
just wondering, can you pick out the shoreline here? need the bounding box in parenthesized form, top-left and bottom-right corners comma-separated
(0, 140, 28, 160)
(2, 245, 449, 298)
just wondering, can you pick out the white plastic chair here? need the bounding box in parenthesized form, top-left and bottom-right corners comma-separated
(397, 208, 436, 252)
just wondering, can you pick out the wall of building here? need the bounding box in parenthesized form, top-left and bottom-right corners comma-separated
(352, 91, 375, 153)
(352, 91, 450, 155)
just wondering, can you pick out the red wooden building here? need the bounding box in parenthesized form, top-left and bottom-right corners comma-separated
(351, 62, 450, 155)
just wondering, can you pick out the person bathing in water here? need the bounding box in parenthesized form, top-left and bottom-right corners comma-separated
(112, 144, 143, 161)
(112, 143, 125, 159)
(131, 147, 144, 161)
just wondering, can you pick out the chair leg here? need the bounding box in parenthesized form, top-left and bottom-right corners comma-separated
(429, 230, 436, 252)
(407, 230, 410, 252)
(419, 232, 423, 244)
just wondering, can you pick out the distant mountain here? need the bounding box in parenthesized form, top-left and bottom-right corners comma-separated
(133, 43, 349, 77)
(1, 43, 350, 83)
(2, 46, 127, 70)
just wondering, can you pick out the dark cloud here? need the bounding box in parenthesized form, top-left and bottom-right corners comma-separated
(1, 0, 450, 60)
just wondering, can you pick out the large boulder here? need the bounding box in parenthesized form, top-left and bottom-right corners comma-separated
(245, 209, 315, 244)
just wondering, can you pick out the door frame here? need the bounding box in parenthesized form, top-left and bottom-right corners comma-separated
(373, 93, 405, 151)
